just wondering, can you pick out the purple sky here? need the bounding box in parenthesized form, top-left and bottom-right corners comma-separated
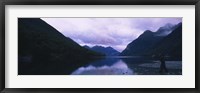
(42, 18, 182, 52)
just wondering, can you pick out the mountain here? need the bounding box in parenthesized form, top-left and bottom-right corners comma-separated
(150, 23, 182, 60)
(84, 45, 120, 56)
(155, 23, 175, 36)
(83, 45, 90, 49)
(120, 23, 182, 60)
(18, 18, 104, 75)
(120, 30, 164, 56)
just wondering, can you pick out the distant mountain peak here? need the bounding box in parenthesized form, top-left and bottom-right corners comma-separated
(155, 23, 176, 36)
(106, 46, 113, 49)
(87, 45, 120, 56)
(164, 23, 174, 28)
(93, 45, 104, 48)
(83, 45, 90, 49)
(144, 30, 153, 33)
(138, 30, 154, 38)
(83, 45, 89, 47)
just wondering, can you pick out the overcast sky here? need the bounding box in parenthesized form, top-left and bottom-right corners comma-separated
(42, 18, 182, 52)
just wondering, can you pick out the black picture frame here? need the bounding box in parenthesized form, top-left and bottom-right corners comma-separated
(0, 0, 200, 93)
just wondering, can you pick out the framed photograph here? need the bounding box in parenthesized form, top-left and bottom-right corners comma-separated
(0, 0, 199, 92)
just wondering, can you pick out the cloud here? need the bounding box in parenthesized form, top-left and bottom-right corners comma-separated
(129, 18, 182, 31)
(41, 18, 182, 52)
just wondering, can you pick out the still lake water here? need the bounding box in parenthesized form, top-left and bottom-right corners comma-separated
(71, 56, 182, 75)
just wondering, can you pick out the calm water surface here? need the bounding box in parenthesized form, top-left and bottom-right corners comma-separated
(71, 56, 182, 75)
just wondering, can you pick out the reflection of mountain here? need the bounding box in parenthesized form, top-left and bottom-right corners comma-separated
(18, 18, 103, 75)
(84, 45, 120, 56)
(120, 23, 182, 60)
(71, 59, 133, 75)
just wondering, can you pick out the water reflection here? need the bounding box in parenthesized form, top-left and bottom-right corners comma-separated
(71, 57, 182, 75)
(71, 59, 133, 75)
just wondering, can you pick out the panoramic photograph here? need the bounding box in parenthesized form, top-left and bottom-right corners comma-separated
(18, 18, 182, 75)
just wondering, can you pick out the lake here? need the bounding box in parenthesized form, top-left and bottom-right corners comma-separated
(71, 56, 182, 75)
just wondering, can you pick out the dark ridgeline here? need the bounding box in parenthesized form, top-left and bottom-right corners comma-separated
(120, 30, 164, 56)
(120, 22, 182, 61)
(18, 18, 104, 75)
(154, 23, 177, 36)
(83, 45, 120, 56)
(150, 23, 182, 60)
